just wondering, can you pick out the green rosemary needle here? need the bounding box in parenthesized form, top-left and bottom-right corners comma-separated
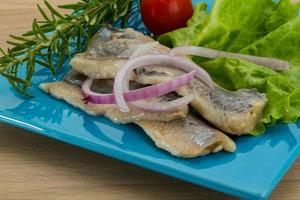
(0, 0, 132, 96)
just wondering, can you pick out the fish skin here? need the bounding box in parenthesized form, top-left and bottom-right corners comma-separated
(40, 81, 236, 158)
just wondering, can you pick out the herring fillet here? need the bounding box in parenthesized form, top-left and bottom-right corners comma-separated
(136, 67, 267, 135)
(71, 27, 169, 80)
(40, 81, 236, 158)
(40, 81, 188, 123)
(137, 115, 236, 158)
(178, 81, 267, 135)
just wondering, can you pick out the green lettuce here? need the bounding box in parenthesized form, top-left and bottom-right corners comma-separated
(159, 0, 299, 51)
(241, 17, 300, 87)
(264, 0, 300, 32)
(158, 0, 300, 134)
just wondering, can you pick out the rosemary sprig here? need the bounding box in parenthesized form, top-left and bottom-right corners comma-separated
(0, 0, 132, 96)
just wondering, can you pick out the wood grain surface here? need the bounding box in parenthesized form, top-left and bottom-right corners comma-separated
(0, 1, 299, 199)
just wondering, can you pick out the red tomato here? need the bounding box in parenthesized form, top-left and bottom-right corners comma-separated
(141, 0, 194, 35)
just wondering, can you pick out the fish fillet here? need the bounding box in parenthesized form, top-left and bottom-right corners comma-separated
(40, 81, 187, 123)
(137, 114, 236, 158)
(136, 67, 267, 135)
(40, 80, 236, 157)
(71, 27, 169, 80)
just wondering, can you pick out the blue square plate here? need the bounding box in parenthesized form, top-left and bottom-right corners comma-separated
(0, 0, 299, 199)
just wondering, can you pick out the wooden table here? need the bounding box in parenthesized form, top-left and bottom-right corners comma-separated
(0, 1, 299, 199)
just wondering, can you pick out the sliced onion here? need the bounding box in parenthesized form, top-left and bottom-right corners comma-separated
(82, 70, 195, 104)
(170, 46, 290, 71)
(113, 55, 214, 112)
(132, 94, 194, 112)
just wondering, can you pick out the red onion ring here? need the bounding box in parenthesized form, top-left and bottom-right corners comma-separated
(82, 70, 195, 104)
(114, 55, 213, 112)
(170, 46, 289, 71)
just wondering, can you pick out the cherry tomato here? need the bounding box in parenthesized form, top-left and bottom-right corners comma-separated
(140, 0, 193, 35)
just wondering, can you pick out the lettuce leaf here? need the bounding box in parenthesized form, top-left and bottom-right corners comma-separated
(264, 0, 300, 32)
(158, 0, 300, 134)
(241, 17, 300, 87)
(159, 0, 299, 51)
(192, 0, 275, 52)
